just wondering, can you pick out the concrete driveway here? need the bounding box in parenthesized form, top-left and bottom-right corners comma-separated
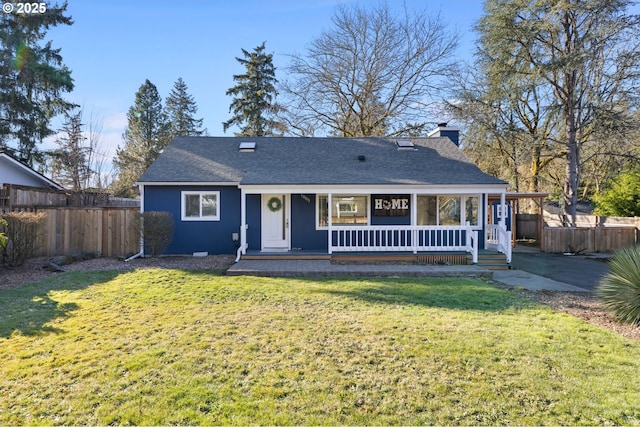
(510, 246, 610, 292)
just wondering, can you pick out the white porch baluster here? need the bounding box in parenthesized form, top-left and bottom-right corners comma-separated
(329, 225, 478, 259)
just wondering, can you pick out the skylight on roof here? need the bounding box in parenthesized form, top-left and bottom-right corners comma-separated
(396, 140, 415, 150)
(239, 141, 256, 151)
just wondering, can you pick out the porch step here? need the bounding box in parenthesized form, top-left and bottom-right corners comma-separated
(468, 251, 511, 270)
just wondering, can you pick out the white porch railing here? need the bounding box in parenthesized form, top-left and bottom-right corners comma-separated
(329, 225, 478, 263)
(486, 224, 512, 263)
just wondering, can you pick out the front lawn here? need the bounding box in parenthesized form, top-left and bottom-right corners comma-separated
(1, 270, 639, 425)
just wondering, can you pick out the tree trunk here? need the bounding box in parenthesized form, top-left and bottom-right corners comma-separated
(564, 100, 579, 226)
(562, 10, 579, 227)
(529, 144, 541, 193)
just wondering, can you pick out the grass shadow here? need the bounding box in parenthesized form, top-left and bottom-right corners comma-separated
(0, 270, 122, 338)
(305, 276, 535, 312)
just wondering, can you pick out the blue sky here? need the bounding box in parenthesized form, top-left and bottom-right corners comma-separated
(44, 0, 486, 171)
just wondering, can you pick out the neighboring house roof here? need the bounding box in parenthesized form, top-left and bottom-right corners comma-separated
(0, 152, 64, 190)
(138, 136, 507, 187)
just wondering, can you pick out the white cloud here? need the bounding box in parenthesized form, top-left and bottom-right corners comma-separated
(103, 111, 128, 132)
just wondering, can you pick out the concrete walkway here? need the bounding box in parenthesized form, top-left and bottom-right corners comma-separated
(492, 270, 589, 292)
(227, 259, 590, 292)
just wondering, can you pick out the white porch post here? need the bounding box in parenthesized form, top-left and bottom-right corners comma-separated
(500, 192, 506, 228)
(483, 194, 488, 247)
(327, 192, 333, 254)
(240, 188, 247, 255)
(411, 193, 417, 254)
(500, 191, 512, 263)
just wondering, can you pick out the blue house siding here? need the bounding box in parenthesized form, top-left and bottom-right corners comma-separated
(144, 185, 241, 255)
(144, 188, 492, 255)
(246, 194, 261, 251)
(291, 194, 328, 251)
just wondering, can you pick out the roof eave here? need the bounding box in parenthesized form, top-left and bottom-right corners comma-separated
(0, 152, 64, 190)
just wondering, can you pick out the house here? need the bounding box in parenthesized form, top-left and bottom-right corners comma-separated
(137, 126, 513, 263)
(0, 151, 63, 190)
(1, 151, 66, 212)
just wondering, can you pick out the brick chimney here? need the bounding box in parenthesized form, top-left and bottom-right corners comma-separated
(428, 122, 459, 146)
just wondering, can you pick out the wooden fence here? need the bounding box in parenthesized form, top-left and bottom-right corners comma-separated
(1, 183, 139, 213)
(36, 207, 140, 258)
(1, 184, 68, 213)
(515, 214, 541, 240)
(515, 212, 639, 253)
(543, 212, 640, 228)
(542, 226, 637, 253)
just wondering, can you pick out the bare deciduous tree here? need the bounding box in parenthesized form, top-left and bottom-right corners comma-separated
(280, 2, 458, 137)
(448, 63, 562, 197)
(85, 109, 110, 190)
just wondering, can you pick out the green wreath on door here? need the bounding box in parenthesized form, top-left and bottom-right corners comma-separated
(267, 196, 282, 212)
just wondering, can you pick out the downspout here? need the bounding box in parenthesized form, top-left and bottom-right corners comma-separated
(125, 183, 144, 262)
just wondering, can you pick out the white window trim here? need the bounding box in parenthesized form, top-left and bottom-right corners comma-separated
(316, 194, 370, 230)
(181, 191, 220, 221)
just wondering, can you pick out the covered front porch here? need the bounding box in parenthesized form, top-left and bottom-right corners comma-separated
(236, 186, 512, 265)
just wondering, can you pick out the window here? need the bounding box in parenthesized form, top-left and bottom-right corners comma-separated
(465, 196, 479, 226)
(417, 196, 437, 225)
(317, 194, 369, 228)
(181, 191, 220, 221)
(439, 196, 461, 225)
(417, 195, 480, 226)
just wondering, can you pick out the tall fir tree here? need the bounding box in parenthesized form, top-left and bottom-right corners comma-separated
(223, 42, 285, 136)
(51, 109, 89, 192)
(166, 77, 205, 139)
(0, 1, 75, 166)
(113, 79, 169, 197)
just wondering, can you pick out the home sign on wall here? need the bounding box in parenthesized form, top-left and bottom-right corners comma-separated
(373, 195, 410, 216)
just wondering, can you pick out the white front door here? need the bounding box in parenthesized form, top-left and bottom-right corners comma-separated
(261, 194, 290, 251)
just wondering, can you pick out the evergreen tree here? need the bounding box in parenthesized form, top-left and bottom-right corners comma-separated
(51, 109, 89, 192)
(595, 168, 640, 217)
(166, 77, 205, 138)
(113, 79, 168, 197)
(223, 42, 285, 136)
(0, 2, 75, 166)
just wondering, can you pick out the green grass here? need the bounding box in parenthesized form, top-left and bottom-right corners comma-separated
(1, 269, 640, 425)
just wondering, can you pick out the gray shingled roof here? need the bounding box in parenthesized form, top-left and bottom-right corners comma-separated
(137, 136, 506, 187)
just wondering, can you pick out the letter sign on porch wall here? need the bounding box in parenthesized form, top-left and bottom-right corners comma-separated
(373, 195, 410, 216)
